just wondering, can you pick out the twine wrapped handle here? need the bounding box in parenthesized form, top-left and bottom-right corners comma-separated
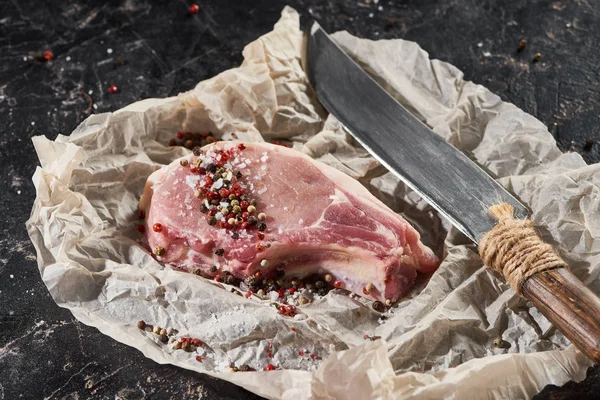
(478, 203, 600, 363)
(478, 203, 568, 293)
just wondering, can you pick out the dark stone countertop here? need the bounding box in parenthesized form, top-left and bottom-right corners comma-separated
(1, 0, 599, 399)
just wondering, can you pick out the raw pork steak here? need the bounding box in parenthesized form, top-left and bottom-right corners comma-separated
(140, 141, 440, 303)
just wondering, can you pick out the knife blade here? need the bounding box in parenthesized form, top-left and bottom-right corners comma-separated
(304, 22, 528, 244)
(305, 21, 600, 362)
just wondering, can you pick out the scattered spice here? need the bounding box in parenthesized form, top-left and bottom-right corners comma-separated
(136, 224, 145, 233)
(154, 246, 165, 256)
(182, 341, 191, 352)
(195, 355, 203, 362)
(372, 301, 385, 312)
(333, 280, 343, 289)
(107, 84, 118, 94)
(160, 334, 168, 343)
(385, 299, 392, 306)
(257, 213, 267, 221)
(188, 3, 200, 14)
(173, 341, 182, 350)
(518, 39, 527, 51)
(363, 282, 375, 294)
(180, 159, 189, 167)
(264, 364, 276, 371)
(137, 210, 145, 219)
(215, 248, 225, 256)
(43, 50, 54, 60)
(153, 326, 161, 334)
(137, 320, 146, 330)
(533, 52, 542, 62)
(152, 223, 163, 232)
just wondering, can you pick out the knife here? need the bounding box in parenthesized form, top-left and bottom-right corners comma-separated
(304, 22, 600, 362)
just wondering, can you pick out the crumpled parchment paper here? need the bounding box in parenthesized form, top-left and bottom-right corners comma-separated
(27, 6, 600, 399)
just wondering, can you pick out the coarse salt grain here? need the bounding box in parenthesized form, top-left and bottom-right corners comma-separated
(185, 175, 200, 189)
(212, 178, 223, 190)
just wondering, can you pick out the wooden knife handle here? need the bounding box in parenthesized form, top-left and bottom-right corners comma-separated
(521, 268, 600, 363)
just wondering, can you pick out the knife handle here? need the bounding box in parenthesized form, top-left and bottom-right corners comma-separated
(521, 268, 600, 363)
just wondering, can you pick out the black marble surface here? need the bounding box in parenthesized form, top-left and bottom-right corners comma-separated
(1, 0, 599, 399)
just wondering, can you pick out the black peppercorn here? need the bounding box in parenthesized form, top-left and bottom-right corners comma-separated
(206, 163, 217, 173)
(246, 276, 256, 286)
(226, 275, 236, 285)
(210, 265, 217, 273)
(215, 248, 224, 256)
(317, 288, 328, 296)
(372, 301, 385, 312)
(247, 216, 257, 225)
(257, 222, 267, 231)
(236, 171, 243, 179)
(200, 204, 208, 213)
(193, 269, 202, 276)
(315, 280, 326, 289)
(208, 217, 217, 226)
(231, 232, 239, 239)
(192, 146, 202, 156)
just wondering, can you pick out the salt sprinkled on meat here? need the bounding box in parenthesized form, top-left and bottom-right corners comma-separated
(141, 141, 440, 304)
(211, 178, 223, 190)
(185, 175, 200, 189)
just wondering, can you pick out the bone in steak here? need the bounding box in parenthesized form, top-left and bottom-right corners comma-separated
(140, 141, 440, 303)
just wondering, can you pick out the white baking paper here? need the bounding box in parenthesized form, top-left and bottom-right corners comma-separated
(27, 6, 600, 399)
